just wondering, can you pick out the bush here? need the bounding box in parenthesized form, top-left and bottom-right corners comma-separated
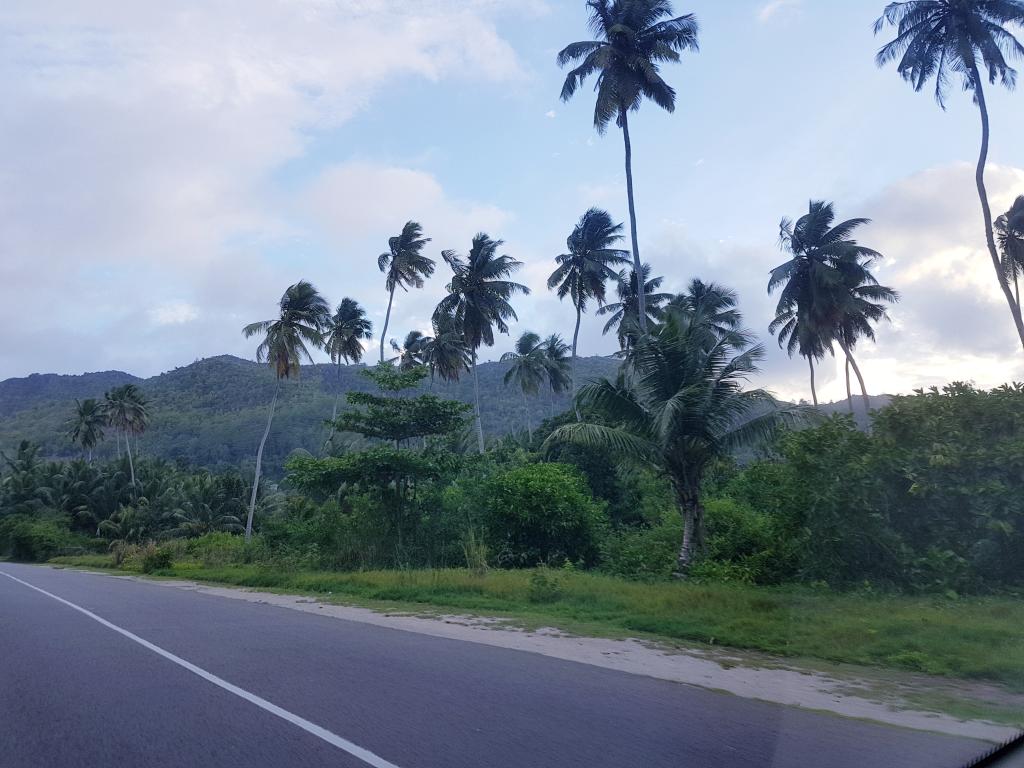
(140, 543, 174, 574)
(527, 568, 563, 603)
(600, 511, 680, 580)
(187, 532, 260, 567)
(478, 463, 607, 568)
(0, 514, 91, 562)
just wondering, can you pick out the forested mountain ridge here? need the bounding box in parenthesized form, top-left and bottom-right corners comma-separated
(0, 355, 620, 472)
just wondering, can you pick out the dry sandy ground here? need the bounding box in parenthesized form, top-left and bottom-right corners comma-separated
(104, 573, 1023, 744)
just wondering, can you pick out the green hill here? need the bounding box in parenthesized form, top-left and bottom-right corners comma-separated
(0, 355, 619, 474)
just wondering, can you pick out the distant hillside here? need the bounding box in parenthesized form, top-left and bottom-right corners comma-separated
(0, 355, 619, 474)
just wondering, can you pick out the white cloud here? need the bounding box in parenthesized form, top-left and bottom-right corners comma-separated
(545, 110, 556, 118)
(758, 0, 801, 23)
(0, 0, 530, 377)
(149, 302, 200, 326)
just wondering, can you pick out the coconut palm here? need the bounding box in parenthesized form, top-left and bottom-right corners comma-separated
(322, 298, 373, 452)
(501, 331, 548, 439)
(378, 221, 434, 362)
(422, 311, 472, 384)
(667, 279, 750, 348)
(68, 398, 106, 463)
(545, 306, 797, 574)
(103, 384, 148, 488)
(769, 201, 884, 406)
(996, 195, 1024, 309)
(875, 0, 1024, 351)
(390, 330, 430, 370)
(541, 333, 573, 417)
(558, 1, 699, 333)
(242, 280, 330, 540)
(596, 264, 672, 349)
(434, 234, 530, 452)
(835, 275, 899, 414)
(549, 208, 631, 409)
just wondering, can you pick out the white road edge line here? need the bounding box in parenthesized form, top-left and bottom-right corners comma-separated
(0, 569, 402, 768)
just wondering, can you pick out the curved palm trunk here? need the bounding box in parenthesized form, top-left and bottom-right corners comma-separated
(837, 340, 871, 419)
(471, 351, 485, 454)
(380, 287, 396, 363)
(970, 70, 1024, 352)
(246, 381, 280, 541)
(125, 430, 136, 489)
(844, 357, 854, 414)
(520, 389, 532, 442)
(571, 304, 582, 421)
(620, 109, 647, 334)
(807, 356, 818, 406)
(321, 365, 342, 455)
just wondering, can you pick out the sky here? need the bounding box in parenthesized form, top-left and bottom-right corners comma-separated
(1, 0, 1023, 403)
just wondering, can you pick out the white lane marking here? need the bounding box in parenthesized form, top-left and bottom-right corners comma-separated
(0, 569, 402, 768)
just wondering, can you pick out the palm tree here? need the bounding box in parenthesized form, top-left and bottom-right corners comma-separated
(546, 305, 797, 574)
(390, 330, 430, 370)
(242, 280, 330, 541)
(667, 279, 749, 347)
(322, 298, 373, 452)
(104, 384, 148, 487)
(597, 264, 672, 349)
(68, 399, 106, 463)
(996, 195, 1024, 310)
(501, 331, 548, 439)
(835, 277, 899, 414)
(541, 333, 573, 417)
(422, 311, 472, 384)
(378, 221, 434, 362)
(434, 233, 530, 452)
(549, 208, 630, 410)
(559, 1, 699, 333)
(769, 201, 884, 406)
(875, 1, 1024, 351)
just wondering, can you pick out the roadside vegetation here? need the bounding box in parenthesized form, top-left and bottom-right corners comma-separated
(3, 0, 1024, 703)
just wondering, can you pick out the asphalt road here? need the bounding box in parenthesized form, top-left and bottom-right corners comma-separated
(0, 564, 994, 768)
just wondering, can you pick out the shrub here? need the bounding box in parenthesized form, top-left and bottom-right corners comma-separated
(140, 543, 174, 574)
(600, 511, 680, 580)
(478, 463, 607, 568)
(187, 532, 259, 567)
(527, 567, 563, 603)
(0, 514, 87, 562)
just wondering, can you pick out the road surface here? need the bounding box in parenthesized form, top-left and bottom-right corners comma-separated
(0, 563, 993, 768)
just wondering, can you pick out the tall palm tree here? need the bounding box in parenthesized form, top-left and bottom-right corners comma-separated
(997, 195, 1024, 310)
(541, 333, 573, 417)
(875, 0, 1024, 351)
(104, 384, 148, 487)
(667, 279, 749, 347)
(769, 201, 883, 406)
(378, 221, 434, 362)
(835, 277, 900, 414)
(68, 398, 106, 463)
(322, 298, 372, 452)
(559, 1, 699, 333)
(546, 307, 797, 574)
(242, 280, 330, 540)
(434, 233, 530, 452)
(422, 311, 472, 384)
(501, 331, 548, 439)
(596, 264, 672, 349)
(549, 208, 631, 410)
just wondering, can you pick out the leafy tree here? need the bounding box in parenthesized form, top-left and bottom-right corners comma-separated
(378, 221, 434, 363)
(68, 398, 106, 462)
(104, 384, 149, 488)
(559, 0, 699, 333)
(769, 201, 886, 407)
(330, 365, 472, 448)
(596, 264, 671, 349)
(501, 331, 549, 440)
(242, 280, 330, 540)
(875, 0, 1024, 351)
(547, 302, 797, 574)
(548, 208, 630, 408)
(996, 195, 1024, 310)
(435, 233, 530, 452)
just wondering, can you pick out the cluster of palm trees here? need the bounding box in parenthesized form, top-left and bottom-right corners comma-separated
(68, 384, 149, 484)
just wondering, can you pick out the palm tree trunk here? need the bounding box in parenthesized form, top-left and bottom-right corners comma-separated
(125, 430, 136, 489)
(620, 108, 646, 334)
(673, 485, 704, 576)
(572, 304, 582, 420)
(807, 356, 818, 406)
(380, 287, 396, 363)
(521, 389, 532, 442)
(837, 340, 871, 418)
(246, 381, 280, 541)
(115, 431, 122, 459)
(845, 358, 853, 414)
(471, 351, 485, 454)
(1016, 273, 1021, 313)
(970, 69, 1024, 352)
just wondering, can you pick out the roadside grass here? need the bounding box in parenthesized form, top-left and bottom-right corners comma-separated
(48, 556, 1024, 690)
